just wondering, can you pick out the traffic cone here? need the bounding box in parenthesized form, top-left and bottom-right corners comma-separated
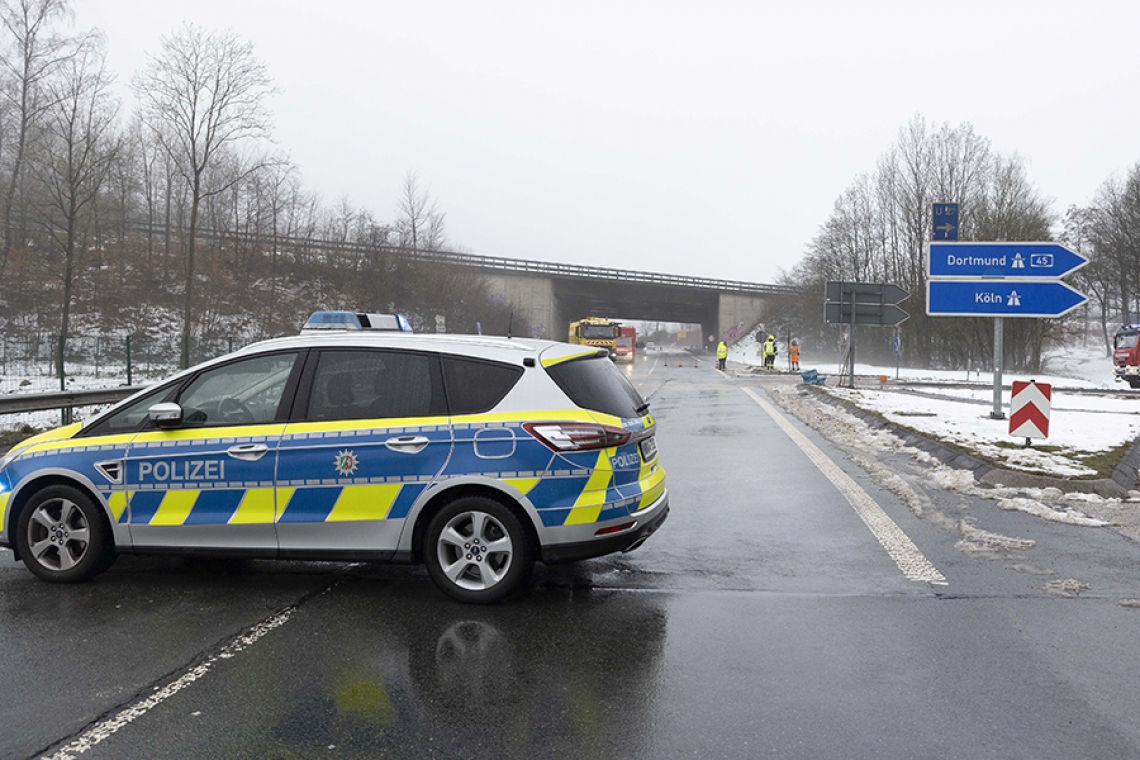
(695, 359, 699, 368)
(664, 359, 668, 366)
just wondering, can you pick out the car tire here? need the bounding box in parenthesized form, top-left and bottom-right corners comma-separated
(16, 484, 115, 584)
(1129, 377, 1140, 390)
(424, 496, 534, 604)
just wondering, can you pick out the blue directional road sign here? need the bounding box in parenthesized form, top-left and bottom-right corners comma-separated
(932, 203, 959, 241)
(928, 242, 1088, 279)
(927, 280, 1088, 318)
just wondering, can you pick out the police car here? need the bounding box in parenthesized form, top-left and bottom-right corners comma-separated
(0, 313, 668, 603)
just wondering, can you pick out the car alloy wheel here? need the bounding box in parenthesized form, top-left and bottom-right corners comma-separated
(425, 497, 533, 603)
(17, 485, 113, 583)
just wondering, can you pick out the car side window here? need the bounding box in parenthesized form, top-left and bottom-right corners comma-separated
(176, 352, 299, 428)
(442, 356, 523, 414)
(306, 349, 446, 421)
(79, 384, 176, 437)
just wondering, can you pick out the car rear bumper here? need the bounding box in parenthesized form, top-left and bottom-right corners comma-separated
(540, 491, 669, 564)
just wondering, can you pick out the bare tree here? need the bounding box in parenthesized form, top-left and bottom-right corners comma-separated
(27, 32, 118, 377)
(131, 22, 275, 366)
(396, 171, 446, 250)
(0, 0, 72, 279)
(796, 116, 1057, 369)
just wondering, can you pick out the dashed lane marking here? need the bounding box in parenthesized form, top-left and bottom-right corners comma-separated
(742, 386, 948, 586)
(42, 607, 296, 760)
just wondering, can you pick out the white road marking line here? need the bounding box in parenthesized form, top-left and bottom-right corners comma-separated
(648, 358, 659, 374)
(44, 608, 296, 760)
(742, 387, 948, 586)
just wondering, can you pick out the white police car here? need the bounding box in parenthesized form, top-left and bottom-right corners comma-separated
(0, 315, 667, 603)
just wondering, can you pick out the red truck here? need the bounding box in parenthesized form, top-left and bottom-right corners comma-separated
(615, 326, 636, 362)
(1113, 324, 1140, 388)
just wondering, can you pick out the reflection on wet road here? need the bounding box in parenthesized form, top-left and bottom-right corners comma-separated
(7, 354, 1140, 759)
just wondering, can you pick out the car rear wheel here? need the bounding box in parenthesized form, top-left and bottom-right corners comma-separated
(425, 496, 533, 604)
(16, 485, 114, 583)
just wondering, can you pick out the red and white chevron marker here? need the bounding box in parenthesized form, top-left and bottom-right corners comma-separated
(1009, 380, 1051, 439)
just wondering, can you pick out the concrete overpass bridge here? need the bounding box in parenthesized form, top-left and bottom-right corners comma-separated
(410, 248, 793, 345)
(167, 225, 791, 344)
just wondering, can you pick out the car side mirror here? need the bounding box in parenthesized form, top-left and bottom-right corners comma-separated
(148, 402, 183, 429)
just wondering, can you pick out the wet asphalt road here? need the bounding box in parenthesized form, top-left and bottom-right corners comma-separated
(3, 354, 1140, 759)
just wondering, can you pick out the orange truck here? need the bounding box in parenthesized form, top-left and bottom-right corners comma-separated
(615, 326, 636, 362)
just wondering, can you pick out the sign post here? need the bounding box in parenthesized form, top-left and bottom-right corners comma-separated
(992, 318, 1004, 419)
(824, 281, 909, 388)
(893, 330, 901, 380)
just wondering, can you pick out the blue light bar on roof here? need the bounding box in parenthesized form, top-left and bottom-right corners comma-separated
(301, 311, 414, 333)
(302, 311, 362, 331)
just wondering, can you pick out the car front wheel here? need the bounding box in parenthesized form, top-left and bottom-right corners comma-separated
(16, 485, 115, 583)
(425, 497, 533, 604)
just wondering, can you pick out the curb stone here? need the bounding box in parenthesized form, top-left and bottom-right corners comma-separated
(800, 385, 1137, 499)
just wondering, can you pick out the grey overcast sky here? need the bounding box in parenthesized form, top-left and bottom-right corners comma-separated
(75, 0, 1140, 284)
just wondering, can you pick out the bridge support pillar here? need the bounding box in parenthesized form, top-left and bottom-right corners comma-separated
(483, 273, 563, 340)
(718, 293, 770, 345)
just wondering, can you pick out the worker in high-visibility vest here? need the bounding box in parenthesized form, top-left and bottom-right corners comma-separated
(789, 340, 801, 371)
(716, 341, 728, 371)
(762, 335, 777, 370)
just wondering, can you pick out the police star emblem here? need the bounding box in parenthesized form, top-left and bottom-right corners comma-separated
(334, 450, 359, 477)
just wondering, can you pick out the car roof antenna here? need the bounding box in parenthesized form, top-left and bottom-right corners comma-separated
(507, 312, 513, 339)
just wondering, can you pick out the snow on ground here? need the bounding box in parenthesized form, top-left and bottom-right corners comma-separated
(767, 383, 1133, 541)
(731, 334, 1120, 389)
(730, 337, 1139, 478)
(825, 385, 1140, 477)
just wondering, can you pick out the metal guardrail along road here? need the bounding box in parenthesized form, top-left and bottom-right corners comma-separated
(0, 386, 145, 416)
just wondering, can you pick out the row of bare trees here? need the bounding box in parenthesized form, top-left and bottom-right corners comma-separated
(776, 116, 1063, 372)
(1062, 165, 1140, 351)
(0, 1, 516, 367)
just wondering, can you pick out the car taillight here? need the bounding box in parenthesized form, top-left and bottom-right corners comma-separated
(523, 422, 631, 452)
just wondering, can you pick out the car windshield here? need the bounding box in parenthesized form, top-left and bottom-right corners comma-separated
(546, 356, 647, 419)
(581, 324, 617, 339)
(1115, 332, 1139, 350)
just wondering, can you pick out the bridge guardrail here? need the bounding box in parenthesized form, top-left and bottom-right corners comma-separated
(130, 223, 795, 295)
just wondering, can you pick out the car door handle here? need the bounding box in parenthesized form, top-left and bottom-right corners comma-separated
(227, 443, 269, 461)
(385, 436, 430, 454)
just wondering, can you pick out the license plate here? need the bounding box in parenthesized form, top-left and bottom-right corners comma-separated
(639, 436, 658, 462)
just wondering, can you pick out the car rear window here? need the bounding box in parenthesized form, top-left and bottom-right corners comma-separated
(442, 357, 523, 414)
(546, 357, 647, 419)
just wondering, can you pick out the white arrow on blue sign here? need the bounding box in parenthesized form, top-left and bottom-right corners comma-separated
(927, 280, 1088, 318)
(928, 242, 1088, 279)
